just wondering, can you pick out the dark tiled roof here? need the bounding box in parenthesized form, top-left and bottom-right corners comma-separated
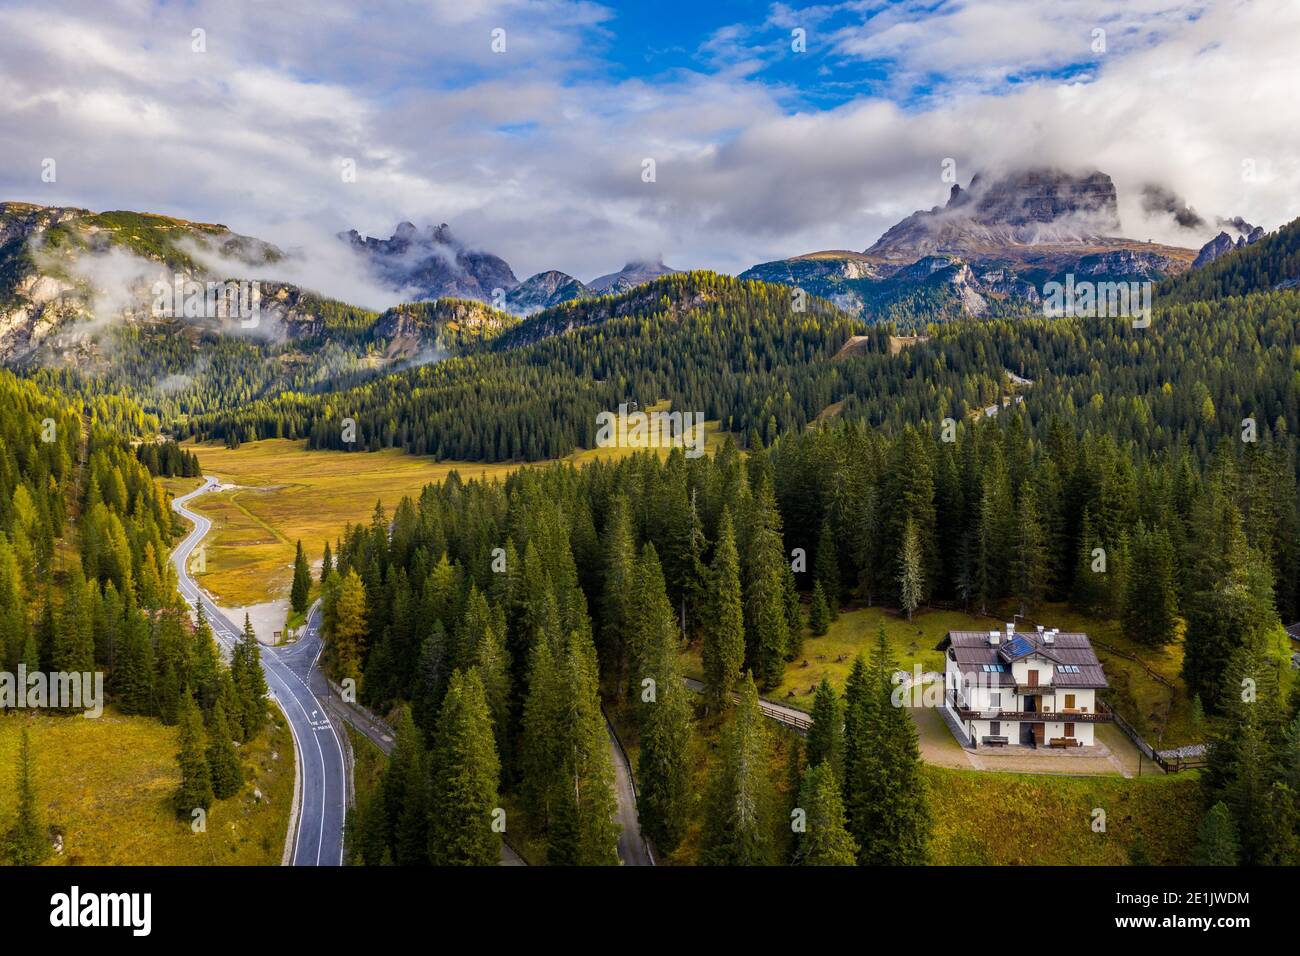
(1285, 622, 1300, 642)
(938, 629, 1109, 689)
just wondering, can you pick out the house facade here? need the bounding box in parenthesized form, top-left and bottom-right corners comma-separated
(938, 624, 1111, 748)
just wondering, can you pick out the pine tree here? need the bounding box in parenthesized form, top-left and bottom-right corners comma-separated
(700, 673, 775, 865)
(1194, 801, 1240, 865)
(206, 699, 244, 799)
(808, 581, 831, 636)
(175, 695, 214, 816)
(897, 517, 924, 622)
(6, 728, 48, 864)
(794, 761, 857, 865)
(702, 507, 745, 709)
(428, 669, 502, 866)
(290, 539, 312, 614)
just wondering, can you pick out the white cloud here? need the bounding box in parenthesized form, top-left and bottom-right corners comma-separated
(0, 0, 1296, 298)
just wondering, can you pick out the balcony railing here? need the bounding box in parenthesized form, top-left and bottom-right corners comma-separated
(946, 691, 1110, 723)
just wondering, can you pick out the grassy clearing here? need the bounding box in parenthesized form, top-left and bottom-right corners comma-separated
(926, 765, 1201, 865)
(681, 599, 1203, 748)
(181, 416, 732, 606)
(0, 706, 293, 866)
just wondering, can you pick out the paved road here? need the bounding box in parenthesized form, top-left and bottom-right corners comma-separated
(171, 477, 347, 867)
(606, 717, 654, 866)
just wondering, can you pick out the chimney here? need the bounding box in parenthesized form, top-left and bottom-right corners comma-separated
(988, 629, 1001, 646)
(1043, 629, 1056, 645)
(1005, 622, 1015, 640)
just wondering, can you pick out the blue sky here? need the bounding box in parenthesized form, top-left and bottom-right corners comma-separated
(1, 0, 1296, 301)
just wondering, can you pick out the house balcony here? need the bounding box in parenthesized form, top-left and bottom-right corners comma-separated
(947, 692, 1111, 723)
(1016, 684, 1052, 695)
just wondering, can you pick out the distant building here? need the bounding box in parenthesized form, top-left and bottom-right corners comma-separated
(938, 623, 1111, 748)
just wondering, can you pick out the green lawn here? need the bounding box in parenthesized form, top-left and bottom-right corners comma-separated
(0, 706, 293, 866)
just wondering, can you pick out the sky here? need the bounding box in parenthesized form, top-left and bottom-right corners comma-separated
(1, 0, 1298, 304)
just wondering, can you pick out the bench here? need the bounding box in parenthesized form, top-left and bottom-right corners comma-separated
(1048, 737, 1081, 748)
(980, 735, 1009, 747)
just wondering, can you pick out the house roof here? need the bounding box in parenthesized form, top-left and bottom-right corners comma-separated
(938, 629, 1109, 689)
(1285, 622, 1300, 642)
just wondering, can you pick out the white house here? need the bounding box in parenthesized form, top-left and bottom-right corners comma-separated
(938, 623, 1111, 748)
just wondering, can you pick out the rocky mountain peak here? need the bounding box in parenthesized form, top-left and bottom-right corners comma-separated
(867, 167, 1123, 260)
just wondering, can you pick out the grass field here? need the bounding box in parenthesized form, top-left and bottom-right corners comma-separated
(0, 706, 294, 866)
(926, 765, 1201, 865)
(178, 412, 731, 606)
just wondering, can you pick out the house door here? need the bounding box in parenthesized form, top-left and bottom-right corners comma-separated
(1019, 723, 1034, 745)
(1032, 724, 1045, 746)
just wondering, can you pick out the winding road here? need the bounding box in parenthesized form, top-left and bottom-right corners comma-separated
(171, 477, 347, 867)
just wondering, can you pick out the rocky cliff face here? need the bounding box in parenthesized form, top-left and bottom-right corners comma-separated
(1192, 220, 1265, 268)
(344, 221, 519, 303)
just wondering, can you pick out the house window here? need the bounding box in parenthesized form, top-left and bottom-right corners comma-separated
(990, 693, 1002, 707)
(1064, 722, 1075, 738)
(1065, 694, 1076, 709)
(990, 721, 1001, 737)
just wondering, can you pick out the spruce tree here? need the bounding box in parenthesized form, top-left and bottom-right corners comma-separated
(847, 626, 930, 865)
(428, 669, 502, 866)
(175, 695, 214, 816)
(808, 581, 831, 636)
(1194, 801, 1240, 865)
(814, 517, 840, 619)
(702, 507, 745, 709)
(746, 478, 789, 689)
(794, 761, 857, 865)
(234, 614, 269, 737)
(206, 699, 244, 799)
(636, 598, 693, 854)
(700, 673, 775, 865)
(7, 728, 48, 865)
(290, 539, 312, 614)
(897, 517, 924, 622)
(805, 677, 842, 775)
